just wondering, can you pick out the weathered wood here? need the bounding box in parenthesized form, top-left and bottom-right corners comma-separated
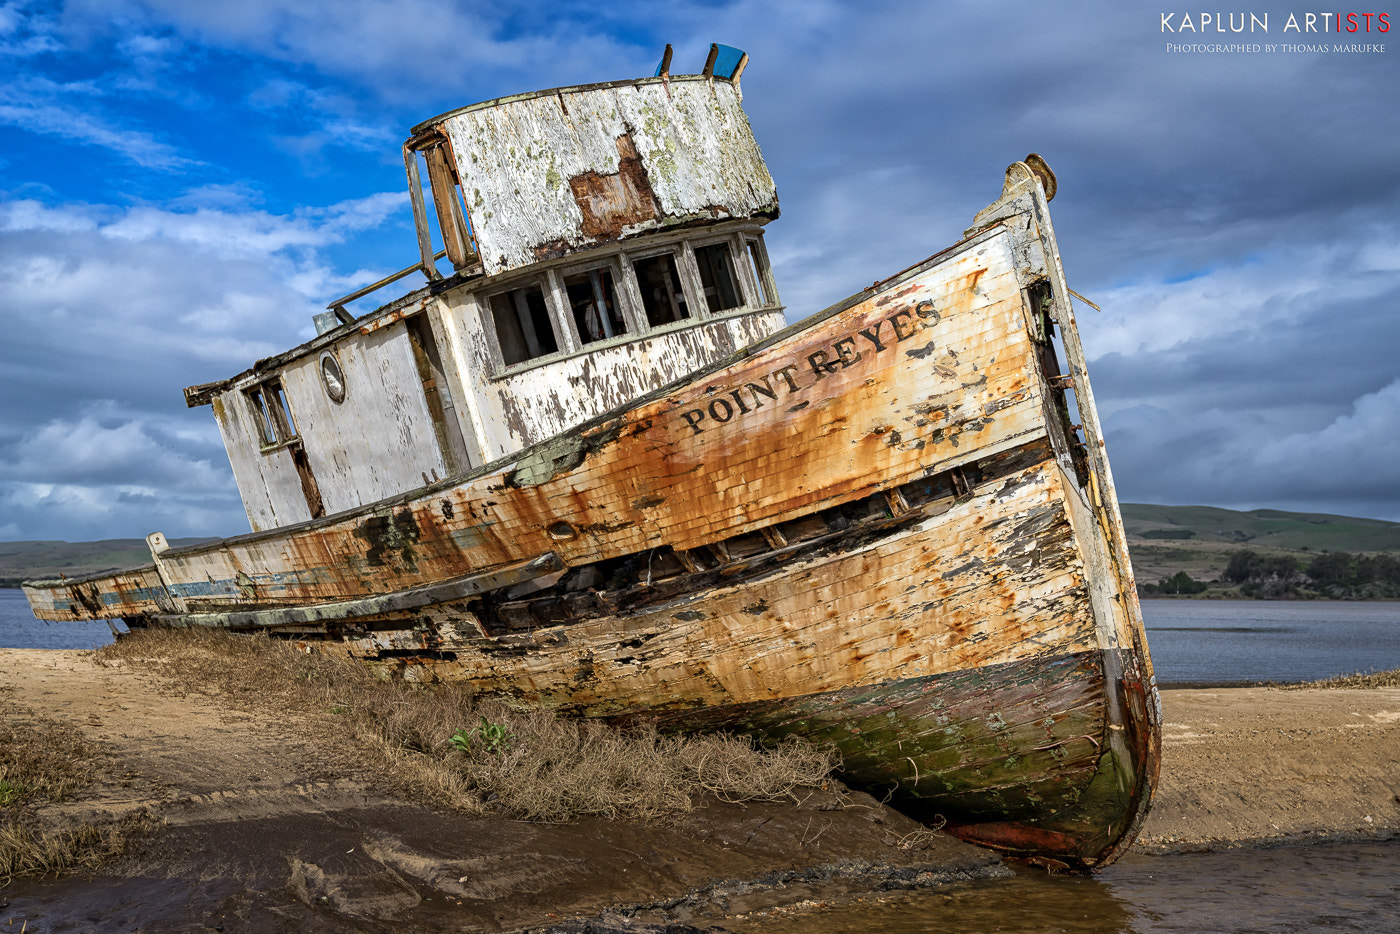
(22, 59, 1159, 870)
(434, 76, 778, 276)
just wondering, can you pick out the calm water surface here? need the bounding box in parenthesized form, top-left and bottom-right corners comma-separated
(732, 842, 1400, 934)
(1140, 599, 1400, 684)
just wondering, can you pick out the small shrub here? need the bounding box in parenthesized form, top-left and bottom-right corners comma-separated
(450, 717, 513, 756)
(0, 779, 28, 806)
(1156, 571, 1207, 595)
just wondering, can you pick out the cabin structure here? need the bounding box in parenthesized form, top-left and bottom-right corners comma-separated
(185, 48, 784, 534)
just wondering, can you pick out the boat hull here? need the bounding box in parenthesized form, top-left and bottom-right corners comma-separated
(25, 174, 1160, 868)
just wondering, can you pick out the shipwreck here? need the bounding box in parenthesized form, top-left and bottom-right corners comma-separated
(25, 46, 1160, 869)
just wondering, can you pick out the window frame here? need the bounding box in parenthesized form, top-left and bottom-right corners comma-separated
(245, 377, 300, 452)
(625, 245, 700, 331)
(742, 231, 779, 309)
(556, 257, 638, 349)
(479, 224, 777, 378)
(690, 236, 748, 315)
(481, 275, 568, 372)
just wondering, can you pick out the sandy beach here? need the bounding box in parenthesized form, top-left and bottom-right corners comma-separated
(1, 648, 1397, 932)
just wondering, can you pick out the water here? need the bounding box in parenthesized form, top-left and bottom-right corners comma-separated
(730, 842, 1400, 933)
(0, 587, 122, 649)
(1140, 600, 1400, 685)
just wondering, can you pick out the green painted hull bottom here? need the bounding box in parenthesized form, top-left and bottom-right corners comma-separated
(649, 648, 1158, 869)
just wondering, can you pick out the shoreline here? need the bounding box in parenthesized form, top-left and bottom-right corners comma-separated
(1139, 592, 1400, 602)
(2, 648, 1397, 931)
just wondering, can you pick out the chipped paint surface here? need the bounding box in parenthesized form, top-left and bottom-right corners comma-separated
(438, 77, 777, 275)
(452, 305, 785, 460)
(23, 157, 1158, 868)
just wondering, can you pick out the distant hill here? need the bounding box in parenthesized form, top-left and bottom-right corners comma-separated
(0, 538, 217, 588)
(1120, 504, 1400, 553)
(1121, 504, 1400, 596)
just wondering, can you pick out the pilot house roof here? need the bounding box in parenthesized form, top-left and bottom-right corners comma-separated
(406, 72, 779, 277)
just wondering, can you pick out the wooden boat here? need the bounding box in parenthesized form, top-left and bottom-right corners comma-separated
(24, 47, 1159, 869)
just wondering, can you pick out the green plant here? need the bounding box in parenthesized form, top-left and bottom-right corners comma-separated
(450, 717, 513, 756)
(0, 779, 29, 806)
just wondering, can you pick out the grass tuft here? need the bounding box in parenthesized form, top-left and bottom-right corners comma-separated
(95, 628, 838, 821)
(0, 719, 102, 807)
(0, 811, 155, 879)
(1, 707, 154, 878)
(1288, 667, 1400, 690)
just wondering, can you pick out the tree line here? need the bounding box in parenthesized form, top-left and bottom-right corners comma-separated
(1142, 549, 1400, 599)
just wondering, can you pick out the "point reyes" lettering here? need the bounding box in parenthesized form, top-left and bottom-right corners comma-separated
(677, 299, 943, 435)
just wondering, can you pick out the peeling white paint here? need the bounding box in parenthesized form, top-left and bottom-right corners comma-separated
(441, 78, 777, 275)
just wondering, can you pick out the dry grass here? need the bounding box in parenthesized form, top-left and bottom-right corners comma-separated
(1289, 667, 1400, 690)
(0, 718, 102, 807)
(95, 628, 838, 821)
(0, 812, 154, 879)
(0, 701, 153, 879)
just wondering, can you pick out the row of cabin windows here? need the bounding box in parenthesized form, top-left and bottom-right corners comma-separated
(488, 235, 774, 369)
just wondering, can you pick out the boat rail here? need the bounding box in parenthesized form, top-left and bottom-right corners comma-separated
(321, 249, 448, 329)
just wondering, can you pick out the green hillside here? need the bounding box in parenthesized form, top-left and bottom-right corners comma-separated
(1121, 504, 1400, 598)
(0, 538, 216, 588)
(1120, 504, 1400, 552)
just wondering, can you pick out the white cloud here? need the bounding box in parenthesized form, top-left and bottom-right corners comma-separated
(0, 400, 246, 541)
(2, 401, 224, 486)
(0, 184, 418, 540)
(0, 74, 191, 169)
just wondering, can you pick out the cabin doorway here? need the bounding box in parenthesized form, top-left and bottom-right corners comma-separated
(405, 313, 477, 476)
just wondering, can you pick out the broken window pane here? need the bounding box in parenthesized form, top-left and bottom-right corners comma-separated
(746, 237, 773, 306)
(246, 378, 299, 448)
(490, 285, 558, 366)
(269, 381, 297, 437)
(695, 242, 743, 313)
(247, 388, 277, 445)
(632, 253, 691, 327)
(564, 267, 628, 344)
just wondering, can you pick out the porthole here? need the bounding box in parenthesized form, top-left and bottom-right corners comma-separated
(320, 352, 347, 404)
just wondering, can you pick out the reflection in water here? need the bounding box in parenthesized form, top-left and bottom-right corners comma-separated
(729, 843, 1399, 934)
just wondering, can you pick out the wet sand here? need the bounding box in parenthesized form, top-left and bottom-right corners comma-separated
(1136, 684, 1400, 851)
(2, 649, 1397, 932)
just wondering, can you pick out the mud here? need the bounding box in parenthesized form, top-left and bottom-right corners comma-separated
(0, 649, 999, 932)
(1135, 685, 1400, 852)
(2, 650, 1397, 932)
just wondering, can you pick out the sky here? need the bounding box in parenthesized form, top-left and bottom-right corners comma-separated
(2, 0, 1398, 543)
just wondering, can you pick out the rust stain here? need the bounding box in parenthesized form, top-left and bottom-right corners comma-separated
(568, 134, 660, 240)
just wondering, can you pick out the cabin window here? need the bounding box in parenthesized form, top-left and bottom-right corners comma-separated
(319, 352, 347, 404)
(564, 267, 628, 344)
(490, 284, 559, 366)
(246, 378, 298, 447)
(745, 235, 776, 307)
(632, 252, 691, 327)
(694, 242, 744, 313)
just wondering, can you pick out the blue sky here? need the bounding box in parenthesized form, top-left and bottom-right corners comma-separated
(3, 1, 1399, 541)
